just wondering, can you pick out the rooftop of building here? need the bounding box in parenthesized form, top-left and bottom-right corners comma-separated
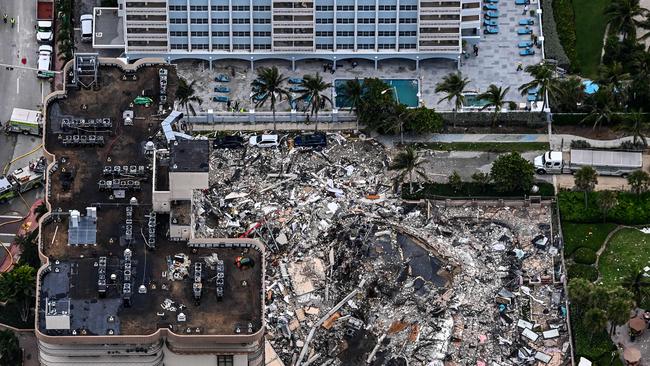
(93, 8, 124, 48)
(169, 140, 210, 173)
(39, 63, 263, 337)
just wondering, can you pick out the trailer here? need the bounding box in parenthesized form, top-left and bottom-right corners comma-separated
(0, 157, 46, 203)
(5, 108, 43, 136)
(534, 149, 643, 177)
(36, 0, 54, 43)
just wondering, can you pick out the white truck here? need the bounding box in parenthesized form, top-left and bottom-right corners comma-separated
(534, 149, 643, 177)
(4, 108, 43, 136)
(0, 157, 46, 203)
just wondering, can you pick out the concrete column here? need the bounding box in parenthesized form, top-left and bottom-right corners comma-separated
(415, 57, 419, 71)
(209, 57, 213, 71)
(250, 57, 254, 70)
(374, 57, 378, 70)
(333, 57, 337, 70)
(292, 57, 295, 71)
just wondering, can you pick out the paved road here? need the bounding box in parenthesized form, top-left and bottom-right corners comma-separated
(0, 0, 49, 123)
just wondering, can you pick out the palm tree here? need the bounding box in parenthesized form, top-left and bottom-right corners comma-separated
(389, 146, 428, 194)
(621, 269, 650, 305)
(0, 330, 21, 365)
(251, 66, 290, 131)
(299, 73, 333, 131)
(581, 86, 616, 129)
(435, 72, 470, 114)
(606, 287, 635, 336)
(339, 78, 364, 130)
(518, 62, 559, 112)
(615, 110, 649, 146)
(175, 78, 203, 116)
(552, 77, 586, 112)
(477, 84, 510, 126)
(597, 62, 631, 107)
(605, 0, 648, 40)
(574, 166, 598, 208)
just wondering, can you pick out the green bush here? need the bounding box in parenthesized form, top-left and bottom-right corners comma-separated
(559, 191, 650, 224)
(568, 263, 599, 281)
(552, 0, 578, 69)
(404, 107, 443, 133)
(571, 305, 617, 360)
(573, 247, 597, 264)
(403, 181, 555, 199)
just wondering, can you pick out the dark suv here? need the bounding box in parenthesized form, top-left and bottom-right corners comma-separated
(294, 133, 327, 148)
(213, 135, 244, 149)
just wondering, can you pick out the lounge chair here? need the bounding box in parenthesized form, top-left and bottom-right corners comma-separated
(520, 48, 535, 56)
(484, 26, 499, 34)
(517, 28, 533, 35)
(289, 86, 308, 92)
(288, 78, 303, 84)
(484, 19, 498, 26)
(213, 96, 230, 102)
(485, 10, 499, 18)
(527, 87, 539, 95)
(515, 0, 529, 4)
(518, 41, 533, 48)
(215, 74, 230, 82)
(527, 94, 538, 102)
(483, 4, 498, 10)
(519, 19, 534, 26)
(485, 0, 498, 3)
(214, 86, 231, 93)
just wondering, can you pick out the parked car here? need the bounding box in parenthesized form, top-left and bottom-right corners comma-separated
(36, 21, 53, 42)
(213, 135, 244, 149)
(37, 45, 52, 78)
(80, 14, 93, 42)
(294, 132, 327, 148)
(249, 134, 279, 148)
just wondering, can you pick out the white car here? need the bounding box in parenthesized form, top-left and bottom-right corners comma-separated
(248, 134, 279, 148)
(37, 45, 52, 77)
(80, 14, 93, 42)
(36, 21, 53, 42)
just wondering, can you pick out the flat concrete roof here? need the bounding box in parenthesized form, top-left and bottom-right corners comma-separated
(93, 8, 124, 48)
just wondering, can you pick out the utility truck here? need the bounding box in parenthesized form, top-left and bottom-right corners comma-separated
(36, 0, 54, 43)
(4, 108, 43, 136)
(534, 149, 643, 176)
(0, 157, 46, 203)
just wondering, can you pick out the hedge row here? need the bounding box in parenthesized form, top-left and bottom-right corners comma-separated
(542, 0, 572, 70)
(403, 181, 555, 199)
(441, 111, 546, 127)
(553, 112, 650, 126)
(551, 0, 578, 70)
(559, 191, 650, 224)
(573, 247, 597, 265)
(568, 263, 599, 281)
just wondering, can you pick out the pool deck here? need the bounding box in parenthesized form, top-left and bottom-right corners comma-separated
(176, 0, 543, 113)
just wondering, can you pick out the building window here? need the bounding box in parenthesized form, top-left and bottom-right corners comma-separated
(358, 31, 375, 37)
(315, 18, 334, 24)
(232, 18, 250, 24)
(170, 18, 187, 24)
(170, 31, 188, 37)
(399, 43, 417, 49)
(400, 5, 418, 10)
(315, 5, 334, 11)
(378, 5, 396, 10)
(253, 18, 271, 24)
(358, 43, 373, 49)
(232, 5, 250, 11)
(336, 18, 354, 24)
(316, 31, 334, 36)
(253, 31, 272, 37)
(316, 43, 334, 49)
(336, 43, 353, 49)
(213, 44, 229, 49)
(233, 31, 250, 37)
(253, 5, 271, 11)
(171, 44, 187, 50)
(194, 43, 209, 49)
(217, 356, 233, 366)
(189, 5, 208, 11)
(190, 18, 208, 24)
(378, 18, 396, 24)
(399, 31, 417, 36)
(212, 5, 228, 11)
(191, 31, 209, 37)
(212, 18, 230, 24)
(400, 18, 417, 24)
(169, 5, 187, 11)
(357, 5, 375, 11)
(378, 43, 395, 49)
(336, 5, 354, 11)
(336, 31, 354, 36)
(254, 43, 271, 49)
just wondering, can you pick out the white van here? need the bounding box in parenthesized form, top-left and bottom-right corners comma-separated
(80, 14, 93, 42)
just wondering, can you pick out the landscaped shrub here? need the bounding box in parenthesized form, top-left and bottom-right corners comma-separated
(570, 140, 591, 149)
(618, 141, 645, 151)
(542, 0, 572, 69)
(573, 247, 597, 265)
(568, 263, 598, 281)
(551, 0, 578, 69)
(571, 305, 618, 360)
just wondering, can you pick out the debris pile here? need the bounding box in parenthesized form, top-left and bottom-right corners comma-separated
(193, 136, 570, 365)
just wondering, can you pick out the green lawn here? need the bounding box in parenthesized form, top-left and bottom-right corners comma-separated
(572, 0, 611, 78)
(562, 222, 616, 256)
(412, 142, 549, 153)
(598, 228, 650, 288)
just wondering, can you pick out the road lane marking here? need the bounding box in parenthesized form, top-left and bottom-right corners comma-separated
(16, 77, 20, 94)
(17, 16, 19, 33)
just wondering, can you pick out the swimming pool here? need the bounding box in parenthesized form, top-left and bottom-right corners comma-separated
(462, 93, 490, 108)
(334, 79, 420, 108)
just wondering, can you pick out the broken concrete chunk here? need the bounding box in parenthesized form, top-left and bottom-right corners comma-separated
(522, 328, 539, 342)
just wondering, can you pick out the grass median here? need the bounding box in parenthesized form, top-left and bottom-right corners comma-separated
(411, 141, 550, 153)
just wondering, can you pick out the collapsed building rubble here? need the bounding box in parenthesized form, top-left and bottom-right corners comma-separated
(194, 135, 571, 365)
